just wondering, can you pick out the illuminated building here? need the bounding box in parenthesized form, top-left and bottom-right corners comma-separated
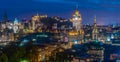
(13, 18, 24, 33)
(52, 23, 57, 30)
(32, 13, 39, 30)
(68, 7, 84, 48)
(86, 42, 104, 62)
(4, 12, 8, 27)
(0, 13, 16, 43)
(92, 16, 99, 40)
(88, 49, 104, 61)
(13, 18, 19, 33)
(71, 8, 82, 31)
(32, 13, 47, 30)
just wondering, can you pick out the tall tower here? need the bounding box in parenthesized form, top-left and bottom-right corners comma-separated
(3, 12, 8, 28)
(72, 7, 82, 31)
(68, 5, 84, 48)
(72, 5, 84, 42)
(13, 18, 19, 33)
(3, 12, 8, 41)
(92, 16, 99, 40)
(32, 13, 40, 30)
(4, 12, 8, 23)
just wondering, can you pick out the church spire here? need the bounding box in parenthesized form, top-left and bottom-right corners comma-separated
(92, 15, 99, 40)
(36, 12, 39, 16)
(74, 4, 80, 16)
(76, 4, 78, 10)
(94, 15, 96, 24)
(4, 11, 8, 23)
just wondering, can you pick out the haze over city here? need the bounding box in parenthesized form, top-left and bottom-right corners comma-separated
(0, 0, 120, 24)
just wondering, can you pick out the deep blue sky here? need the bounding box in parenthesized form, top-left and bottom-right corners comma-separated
(0, 0, 120, 24)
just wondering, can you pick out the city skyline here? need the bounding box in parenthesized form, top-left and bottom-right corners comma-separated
(0, 0, 120, 25)
(0, 1, 120, 62)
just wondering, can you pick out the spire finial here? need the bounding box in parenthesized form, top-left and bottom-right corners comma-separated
(37, 13, 39, 16)
(94, 15, 96, 24)
(76, 4, 78, 10)
(4, 11, 8, 22)
(36, 11, 39, 16)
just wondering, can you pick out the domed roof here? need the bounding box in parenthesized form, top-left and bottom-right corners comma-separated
(14, 18, 19, 24)
(72, 9, 82, 22)
(73, 9, 81, 17)
(75, 9, 80, 15)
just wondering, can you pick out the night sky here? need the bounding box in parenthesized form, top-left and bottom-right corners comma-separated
(0, 0, 120, 25)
